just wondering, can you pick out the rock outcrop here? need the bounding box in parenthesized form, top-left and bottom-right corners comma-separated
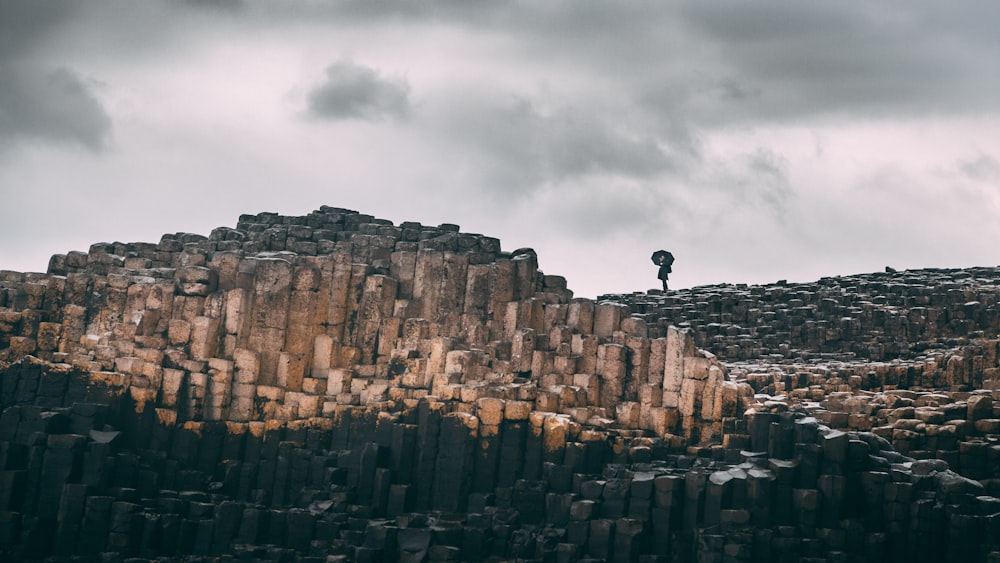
(0, 206, 740, 444)
(0, 206, 997, 562)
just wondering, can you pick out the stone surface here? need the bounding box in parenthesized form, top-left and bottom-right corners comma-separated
(0, 206, 999, 562)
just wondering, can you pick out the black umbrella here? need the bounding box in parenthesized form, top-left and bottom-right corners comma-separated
(651, 250, 674, 266)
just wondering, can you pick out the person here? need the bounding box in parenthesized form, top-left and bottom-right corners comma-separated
(651, 250, 674, 291)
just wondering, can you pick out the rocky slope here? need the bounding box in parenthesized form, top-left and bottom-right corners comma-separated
(0, 206, 997, 562)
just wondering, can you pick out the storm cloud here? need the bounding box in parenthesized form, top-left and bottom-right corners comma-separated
(0, 1, 998, 298)
(0, 66, 112, 151)
(306, 61, 410, 122)
(0, 1, 111, 151)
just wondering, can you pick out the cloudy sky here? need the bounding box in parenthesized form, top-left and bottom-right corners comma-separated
(2, 1, 999, 298)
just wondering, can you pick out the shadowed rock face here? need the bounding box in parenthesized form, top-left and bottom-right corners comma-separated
(0, 207, 998, 562)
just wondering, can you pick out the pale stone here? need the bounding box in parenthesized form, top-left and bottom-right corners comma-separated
(504, 400, 531, 421)
(168, 319, 191, 346)
(616, 401, 641, 428)
(566, 299, 594, 334)
(477, 397, 505, 426)
(445, 350, 475, 376)
(354, 275, 398, 362)
(161, 369, 184, 407)
(510, 328, 535, 373)
(571, 334, 598, 374)
(554, 355, 578, 375)
(459, 385, 481, 403)
(425, 337, 453, 378)
(663, 326, 690, 393)
(361, 380, 390, 404)
(680, 378, 706, 417)
(573, 373, 601, 406)
(684, 356, 711, 381)
(542, 415, 569, 453)
(276, 352, 306, 391)
(536, 391, 561, 412)
(302, 377, 327, 395)
(256, 385, 285, 401)
(286, 287, 319, 360)
(190, 316, 221, 361)
(297, 394, 320, 418)
(621, 316, 648, 338)
(594, 301, 628, 338)
(639, 384, 662, 406)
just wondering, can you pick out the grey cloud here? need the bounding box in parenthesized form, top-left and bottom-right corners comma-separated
(959, 153, 1000, 181)
(692, 148, 792, 224)
(436, 96, 678, 196)
(743, 149, 792, 215)
(546, 182, 673, 241)
(0, 2, 113, 152)
(0, 65, 112, 152)
(278, 2, 1000, 123)
(175, 0, 244, 12)
(664, 2, 1000, 123)
(306, 61, 410, 122)
(253, 1, 1000, 127)
(0, 1, 79, 60)
(545, 111, 674, 180)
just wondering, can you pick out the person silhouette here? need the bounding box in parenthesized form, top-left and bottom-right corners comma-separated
(651, 250, 674, 291)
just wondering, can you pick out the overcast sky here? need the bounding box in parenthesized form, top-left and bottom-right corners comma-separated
(2, 1, 999, 298)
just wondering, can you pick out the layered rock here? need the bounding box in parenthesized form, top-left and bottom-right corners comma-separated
(0, 207, 744, 445)
(1, 206, 998, 562)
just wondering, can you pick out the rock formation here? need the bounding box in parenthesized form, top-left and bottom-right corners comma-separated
(0, 206, 997, 562)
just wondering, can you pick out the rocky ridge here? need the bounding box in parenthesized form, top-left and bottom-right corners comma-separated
(0, 206, 997, 562)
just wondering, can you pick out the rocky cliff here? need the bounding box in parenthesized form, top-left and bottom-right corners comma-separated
(0, 207, 997, 562)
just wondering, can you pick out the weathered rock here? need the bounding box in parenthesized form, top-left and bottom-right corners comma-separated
(1, 206, 999, 562)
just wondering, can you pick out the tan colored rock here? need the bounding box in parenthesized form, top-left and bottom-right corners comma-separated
(553, 354, 578, 375)
(167, 319, 191, 346)
(573, 373, 600, 405)
(302, 377, 326, 395)
(353, 275, 398, 362)
(616, 401, 640, 428)
(597, 344, 626, 378)
(36, 322, 61, 351)
(286, 286, 319, 358)
(639, 384, 662, 406)
(325, 252, 353, 340)
(621, 316, 648, 338)
(457, 385, 481, 403)
(361, 380, 390, 404)
(161, 368, 184, 408)
(276, 352, 306, 391)
(189, 316, 221, 361)
(505, 400, 531, 421)
(567, 299, 595, 334)
(571, 334, 599, 374)
(680, 378, 706, 418)
(325, 368, 352, 396)
(477, 397, 505, 426)
(296, 393, 320, 418)
(256, 384, 285, 402)
(535, 391, 560, 412)
(664, 326, 694, 393)
(542, 415, 570, 453)
(445, 350, 477, 378)
(400, 359, 430, 388)
(378, 317, 404, 359)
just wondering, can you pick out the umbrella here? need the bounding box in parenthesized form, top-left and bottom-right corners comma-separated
(651, 250, 674, 266)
